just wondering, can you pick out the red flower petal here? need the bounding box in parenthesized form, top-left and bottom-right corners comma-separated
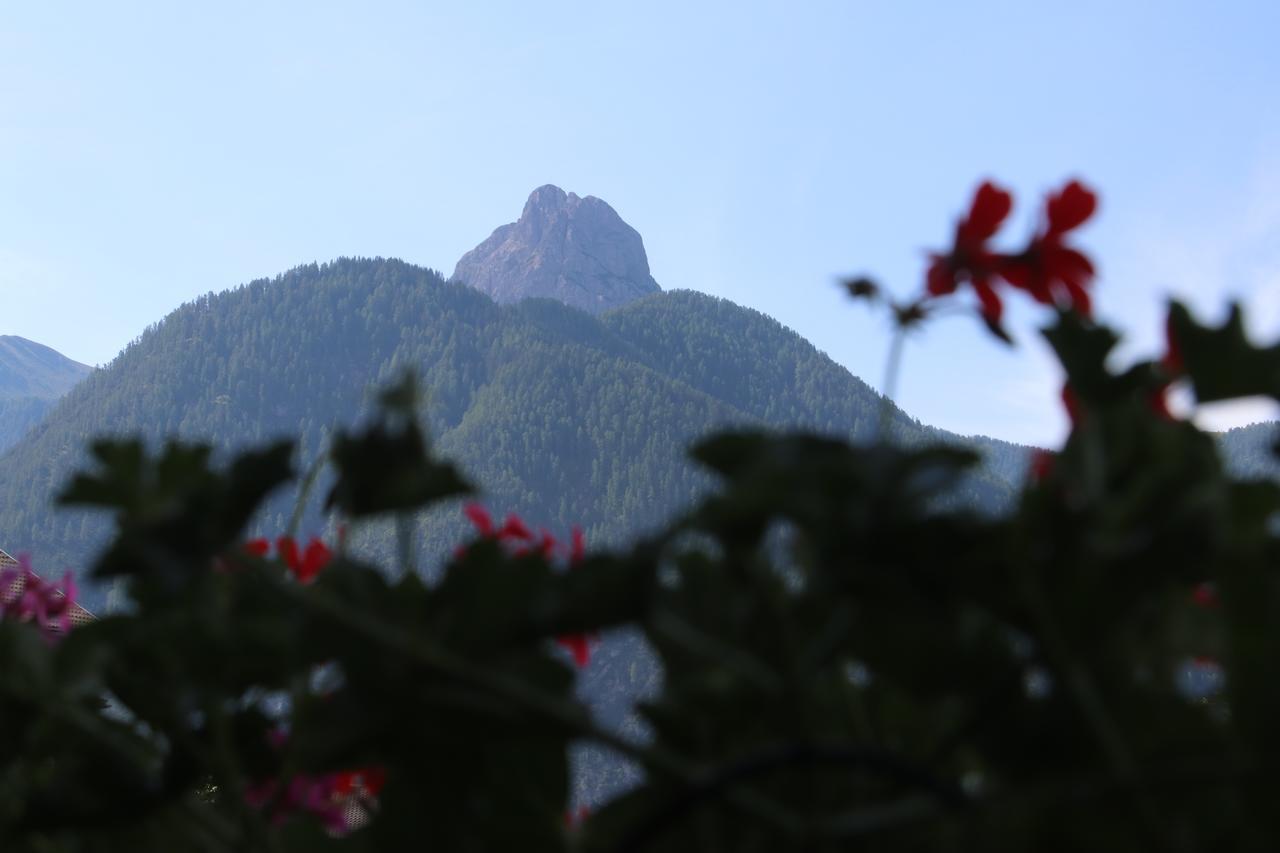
(276, 537, 300, 572)
(1045, 180, 1097, 237)
(498, 513, 533, 542)
(243, 539, 271, 557)
(1060, 276, 1093, 319)
(926, 256, 957, 295)
(570, 527, 585, 564)
(962, 181, 1014, 242)
(999, 258, 1053, 304)
(926, 257, 956, 296)
(331, 771, 359, 798)
(1049, 246, 1094, 286)
(296, 538, 333, 583)
(556, 634, 593, 668)
(361, 766, 387, 797)
(463, 503, 494, 536)
(972, 277, 1003, 324)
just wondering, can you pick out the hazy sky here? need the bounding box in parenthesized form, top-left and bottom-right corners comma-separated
(4, 2, 1278, 446)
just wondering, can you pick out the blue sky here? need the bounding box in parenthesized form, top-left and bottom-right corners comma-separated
(3, 1, 1278, 445)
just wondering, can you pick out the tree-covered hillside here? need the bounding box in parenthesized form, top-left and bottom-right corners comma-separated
(1, 258, 1025, 608)
(0, 335, 93, 453)
(0, 397, 57, 453)
(1218, 420, 1280, 479)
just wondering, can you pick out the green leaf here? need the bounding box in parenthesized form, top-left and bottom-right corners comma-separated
(1169, 300, 1280, 403)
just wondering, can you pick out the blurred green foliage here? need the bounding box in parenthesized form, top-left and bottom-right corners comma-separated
(0, 211, 1278, 850)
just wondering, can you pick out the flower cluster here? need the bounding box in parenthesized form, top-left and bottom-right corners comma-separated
(243, 536, 334, 583)
(245, 762, 386, 835)
(0, 554, 79, 638)
(461, 504, 595, 668)
(927, 179, 1098, 334)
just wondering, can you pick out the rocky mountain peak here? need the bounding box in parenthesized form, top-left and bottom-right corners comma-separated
(452, 185, 660, 314)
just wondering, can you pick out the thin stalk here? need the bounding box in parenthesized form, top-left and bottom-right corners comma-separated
(876, 326, 907, 442)
(286, 448, 330, 540)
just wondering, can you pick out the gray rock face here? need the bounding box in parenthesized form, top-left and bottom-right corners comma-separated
(452, 185, 661, 314)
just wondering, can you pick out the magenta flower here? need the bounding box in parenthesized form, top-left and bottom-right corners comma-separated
(244, 773, 351, 835)
(0, 554, 79, 637)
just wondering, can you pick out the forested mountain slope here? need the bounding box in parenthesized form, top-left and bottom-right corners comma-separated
(1218, 421, 1280, 479)
(0, 258, 1027, 609)
(0, 335, 93, 453)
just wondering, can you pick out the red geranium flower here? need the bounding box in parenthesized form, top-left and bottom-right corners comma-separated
(463, 502, 494, 537)
(556, 634, 593, 668)
(926, 180, 1014, 326)
(461, 507, 597, 669)
(277, 537, 333, 583)
(1001, 180, 1098, 317)
(241, 536, 332, 582)
(331, 766, 387, 799)
(243, 538, 271, 557)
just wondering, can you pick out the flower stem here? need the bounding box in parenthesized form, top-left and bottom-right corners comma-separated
(877, 326, 907, 441)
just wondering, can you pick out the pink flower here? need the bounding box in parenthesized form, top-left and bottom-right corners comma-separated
(0, 554, 79, 637)
(245, 731, 386, 835)
(244, 774, 350, 834)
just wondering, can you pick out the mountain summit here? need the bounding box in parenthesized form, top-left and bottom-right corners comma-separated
(452, 185, 661, 314)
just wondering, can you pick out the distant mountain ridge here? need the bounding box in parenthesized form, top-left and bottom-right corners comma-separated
(0, 258, 1028, 613)
(0, 335, 90, 400)
(0, 336, 92, 454)
(453, 185, 661, 314)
